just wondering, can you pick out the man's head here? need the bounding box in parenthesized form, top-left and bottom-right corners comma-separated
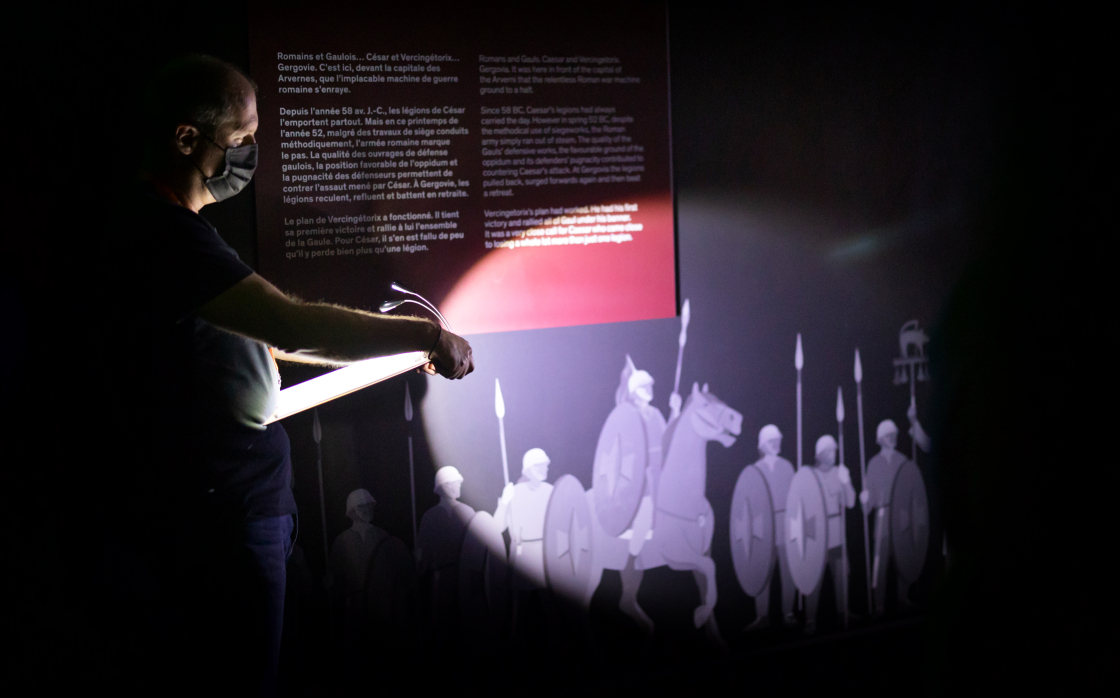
(758, 424, 782, 457)
(434, 466, 464, 500)
(627, 370, 654, 406)
(815, 434, 837, 468)
(346, 488, 376, 523)
(876, 419, 898, 451)
(142, 55, 259, 208)
(522, 448, 550, 483)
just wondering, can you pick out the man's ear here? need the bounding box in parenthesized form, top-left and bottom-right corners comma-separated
(173, 123, 201, 155)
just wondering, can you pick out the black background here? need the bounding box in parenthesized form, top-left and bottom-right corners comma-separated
(3, 1, 1103, 694)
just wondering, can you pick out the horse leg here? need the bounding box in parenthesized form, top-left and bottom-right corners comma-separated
(619, 557, 653, 633)
(690, 555, 718, 629)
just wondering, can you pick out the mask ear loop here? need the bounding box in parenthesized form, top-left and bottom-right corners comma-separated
(187, 127, 230, 181)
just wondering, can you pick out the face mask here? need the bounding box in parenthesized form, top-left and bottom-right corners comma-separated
(196, 131, 258, 202)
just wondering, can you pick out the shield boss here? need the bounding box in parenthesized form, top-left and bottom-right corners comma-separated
(458, 511, 510, 647)
(890, 460, 929, 583)
(784, 468, 828, 595)
(543, 474, 594, 601)
(593, 402, 649, 536)
(730, 464, 775, 597)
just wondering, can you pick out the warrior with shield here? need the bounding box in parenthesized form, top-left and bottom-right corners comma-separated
(416, 466, 475, 644)
(803, 435, 856, 634)
(742, 424, 798, 630)
(860, 420, 917, 614)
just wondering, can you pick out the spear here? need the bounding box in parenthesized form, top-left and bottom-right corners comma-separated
(670, 299, 691, 420)
(836, 386, 850, 629)
(313, 408, 328, 567)
(405, 382, 417, 547)
(854, 349, 873, 615)
(313, 407, 334, 630)
(495, 378, 509, 486)
(795, 334, 804, 469)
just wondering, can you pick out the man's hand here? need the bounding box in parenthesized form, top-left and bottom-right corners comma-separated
(859, 489, 870, 507)
(420, 328, 474, 379)
(838, 464, 852, 485)
(499, 482, 515, 506)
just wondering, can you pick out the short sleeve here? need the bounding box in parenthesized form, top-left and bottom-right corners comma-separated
(147, 203, 254, 322)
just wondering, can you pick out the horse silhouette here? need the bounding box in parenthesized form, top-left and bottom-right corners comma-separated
(584, 382, 742, 632)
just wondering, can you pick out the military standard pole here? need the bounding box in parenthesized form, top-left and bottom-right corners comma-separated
(495, 379, 509, 486)
(795, 334, 804, 470)
(405, 382, 417, 546)
(909, 365, 918, 463)
(854, 350, 874, 616)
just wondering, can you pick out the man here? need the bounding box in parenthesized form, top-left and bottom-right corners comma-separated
(860, 419, 912, 615)
(494, 448, 553, 591)
(746, 424, 797, 630)
(327, 489, 388, 637)
(415, 466, 475, 646)
(804, 435, 856, 634)
(105, 55, 473, 695)
(616, 358, 666, 558)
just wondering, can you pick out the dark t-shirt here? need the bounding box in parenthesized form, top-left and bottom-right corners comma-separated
(107, 184, 296, 519)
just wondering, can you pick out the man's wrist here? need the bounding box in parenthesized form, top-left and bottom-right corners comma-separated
(426, 322, 442, 359)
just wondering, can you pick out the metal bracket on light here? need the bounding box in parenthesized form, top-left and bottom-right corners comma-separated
(380, 282, 452, 331)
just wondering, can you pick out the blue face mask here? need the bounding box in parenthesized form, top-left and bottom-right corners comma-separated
(196, 130, 258, 202)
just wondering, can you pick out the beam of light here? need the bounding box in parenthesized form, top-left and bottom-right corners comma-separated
(264, 351, 429, 424)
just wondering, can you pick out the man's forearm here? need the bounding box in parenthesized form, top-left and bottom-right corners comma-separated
(272, 302, 439, 363)
(198, 273, 440, 363)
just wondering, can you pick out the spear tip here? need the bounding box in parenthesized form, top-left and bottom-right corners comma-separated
(494, 378, 506, 419)
(404, 381, 413, 422)
(836, 385, 845, 422)
(854, 348, 863, 382)
(795, 333, 804, 370)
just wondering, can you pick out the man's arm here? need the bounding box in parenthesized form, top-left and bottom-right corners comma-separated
(198, 273, 473, 378)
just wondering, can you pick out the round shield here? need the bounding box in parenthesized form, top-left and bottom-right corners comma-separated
(784, 468, 828, 595)
(458, 511, 510, 646)
(730, 465, 775, 597)
(593, 403, 649, 536)
(890, 460, 929, 584)
(543, 474, 594, 602)
(363, 536, 420, 650)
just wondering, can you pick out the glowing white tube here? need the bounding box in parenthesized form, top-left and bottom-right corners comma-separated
(264, 351, 429, 424)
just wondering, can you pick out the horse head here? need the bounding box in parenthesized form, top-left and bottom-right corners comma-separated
(682, 382, 742, 447)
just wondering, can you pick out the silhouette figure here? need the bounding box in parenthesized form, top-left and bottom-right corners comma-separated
(327, 489, 387, 631)
(586, 383, 742, 635)
(416, 466, 474, 647)
(744, 424, 798, 630)
(494, 449, 553, 590)
(804, 435, 856, 634)
(860, 420, 913, 614)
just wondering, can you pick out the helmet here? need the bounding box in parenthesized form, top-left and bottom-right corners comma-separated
(815, 434, 838, 457)
(522, 448, 550, 473)
(433, 466, 464, 493)
(876, 419, 899, 441)
(627, 369, 654, 396)
(758, 424, 782, 449)
(346, 488, 376, 519)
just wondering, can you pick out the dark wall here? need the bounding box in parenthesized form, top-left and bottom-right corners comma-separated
(4, 2, 1096, 693)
